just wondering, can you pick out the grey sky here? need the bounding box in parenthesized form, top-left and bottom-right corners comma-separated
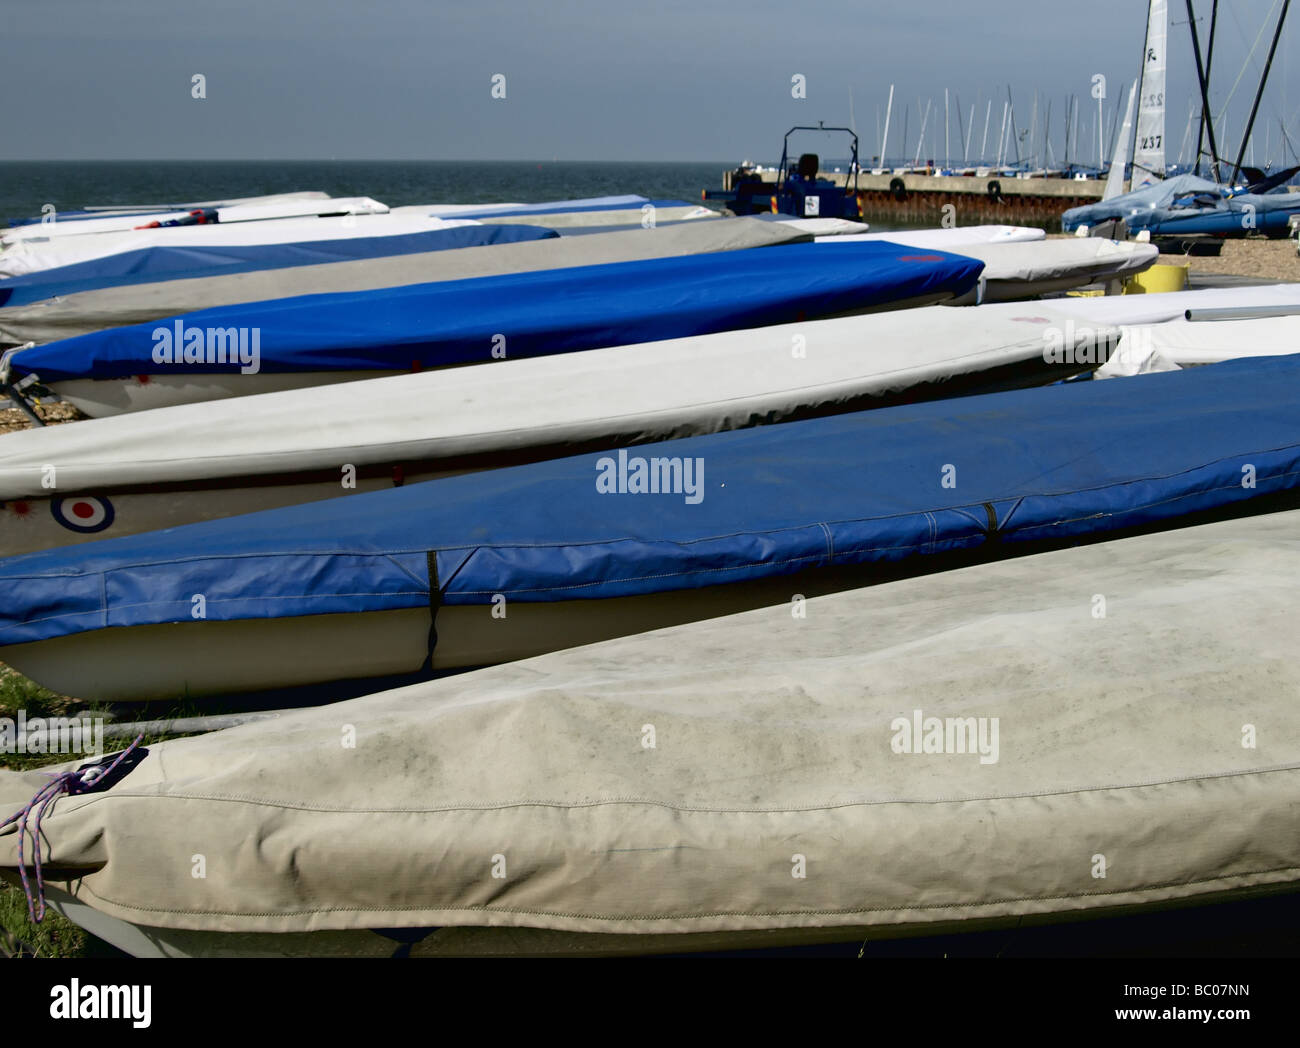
(1, 0, 1296, 163)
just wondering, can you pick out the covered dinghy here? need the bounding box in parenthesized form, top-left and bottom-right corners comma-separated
(404, 198, 714, 230)
(0, 225, 559, 309)
(0, 212, 485, 278)
(389, 194, 646, 217)
(0, 303, 1110, 555)
(944, 238, 1157, 301)
(813, 233, 1156, 299)
(817, 225, 1045, 246)
(4, 191, 332, 228)
(4, 508, 1299, 957)
(1127, 191, 1300, 237)
(2, 352, 1299, 701)
(0, 217, 807, 347)
(1060, 173, 1223, 232)
(2, 241, 984, 415)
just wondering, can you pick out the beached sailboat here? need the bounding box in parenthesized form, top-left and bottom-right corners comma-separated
(0, 197, 390, 248)
(2, 351, 1297, 701)
(5, 507, 1299, 956)
(814, 228, 1157, 301)
(0, 241, 983, 416)
(1065, 0, 1298, 236)
(0, 196, 708, 279)
(0, 217, 807, 348)
(0, 302, 1112, 555)
(0, 223, 559, 308)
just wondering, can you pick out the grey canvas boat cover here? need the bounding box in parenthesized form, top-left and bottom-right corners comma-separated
(2, 508, 1297, 942)
(0, 218, 806, 346)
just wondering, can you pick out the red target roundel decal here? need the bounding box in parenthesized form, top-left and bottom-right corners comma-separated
(51, 496, 116, 534)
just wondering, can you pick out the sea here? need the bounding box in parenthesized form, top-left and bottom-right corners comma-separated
(0, 159, 908, 230)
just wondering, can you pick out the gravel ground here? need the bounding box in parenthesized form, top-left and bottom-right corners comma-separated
(1047, 232, 1300, 282)
(1178, 237, 1300, 281)
(0, 398, 84, 435)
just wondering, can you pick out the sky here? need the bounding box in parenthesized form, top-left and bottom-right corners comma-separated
(1, 0, 1296, 164)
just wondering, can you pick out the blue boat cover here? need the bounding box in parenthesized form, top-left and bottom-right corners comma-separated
(1061, 172, 1300, 234)
(1061, 174, 1224, 231)
(1130, 193, 1300, 236)
(2, 353, 1298, 648)
(7, 241, 983, 382)
(0, 225, 559, 308)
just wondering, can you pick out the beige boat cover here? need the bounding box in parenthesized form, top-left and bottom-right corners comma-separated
(0, 218, 806, 346)
(2, 509, 1298, 939)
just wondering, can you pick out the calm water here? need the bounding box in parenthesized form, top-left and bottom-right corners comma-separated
(0, 160, 909, 230)
(0, 161, 732, 225)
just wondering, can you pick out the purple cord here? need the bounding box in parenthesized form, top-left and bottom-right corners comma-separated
(1, 735, 144, 924)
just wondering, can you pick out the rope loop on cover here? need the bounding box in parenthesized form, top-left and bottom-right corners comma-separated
(1, 735, 144, 923)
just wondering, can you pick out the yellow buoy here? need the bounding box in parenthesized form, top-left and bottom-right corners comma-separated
(1124, 262, 1189, 294)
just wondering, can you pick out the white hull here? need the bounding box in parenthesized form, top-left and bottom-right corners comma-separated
(0, 304, 1110, 555)
(0, 567, 877, 702)
(4, 510, 1298, 955)
(47, 370, 400, 417)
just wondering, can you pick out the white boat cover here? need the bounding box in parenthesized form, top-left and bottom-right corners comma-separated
(1097, 315, 1300, 377)
(40, 191, 331, 214)
(0, 303, 1106, 500)
(816, 225, 1046, 247)
(1042, 283, 1300, 325)
(0, 214, 479, 279)
(3, 508, 1296, 945)
(952, 238, 1158, 299)
(389, 196, 646, 217)
(820, 235, 1156, 301)
(389, 198, 712, 230)
(777, 218, 871, 236)
(470, 205, 713, 229)
(0, 218, 807, 346)
(0, 197, 389, 246)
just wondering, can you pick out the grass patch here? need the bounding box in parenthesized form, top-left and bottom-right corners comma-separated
(0, 876, 92, 958)
(1, 662, 205, 957)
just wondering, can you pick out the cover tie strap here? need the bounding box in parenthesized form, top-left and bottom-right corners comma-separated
(1, 735, 144, 923)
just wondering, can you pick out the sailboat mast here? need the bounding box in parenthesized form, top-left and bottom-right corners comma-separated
(1097, 90, 1105, 168)
(913, 97, 932, 168)
(1190, 0, 1216, 176)
(1008, 86, 1021, 165)
(1186, 0, 1222, 182)
(944, 89, 950, 168)
(880, 83, 894, 170)
(955, 92, 968, 166)
(1229, 0, 1292, 184)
